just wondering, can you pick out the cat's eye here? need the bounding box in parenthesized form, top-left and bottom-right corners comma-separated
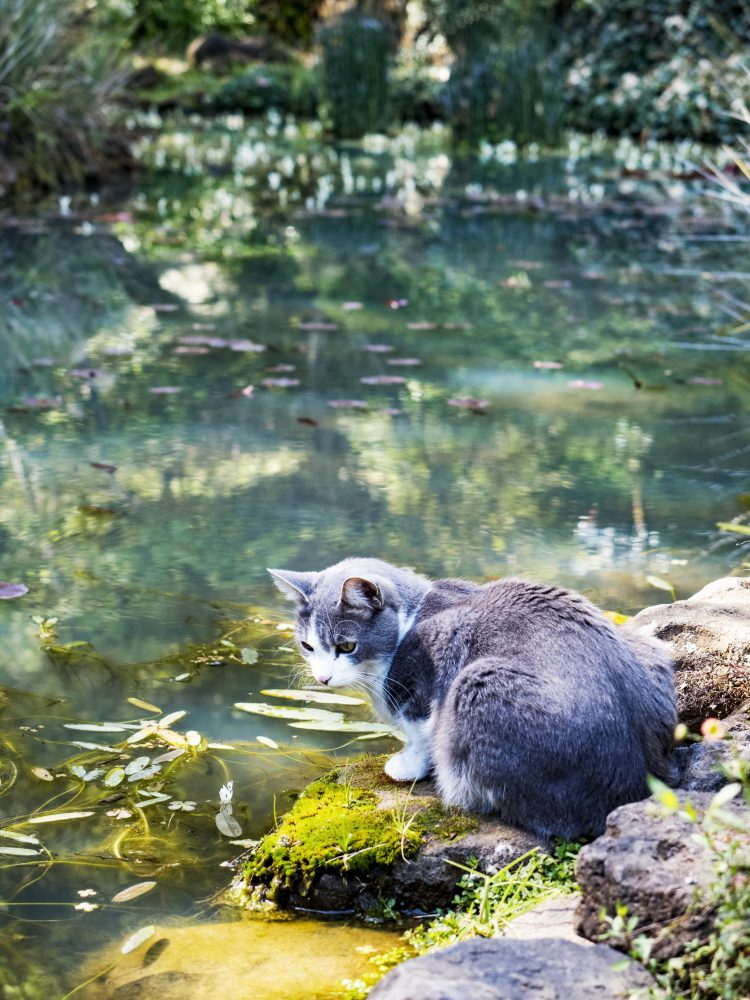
(335, 641, 357, 655)
(300, 641, 313, 652)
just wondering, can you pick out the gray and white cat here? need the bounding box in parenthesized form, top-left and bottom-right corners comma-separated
(268, 558, 677, 839)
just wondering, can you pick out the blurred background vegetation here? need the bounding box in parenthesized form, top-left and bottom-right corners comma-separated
(2, 0, 750, 199)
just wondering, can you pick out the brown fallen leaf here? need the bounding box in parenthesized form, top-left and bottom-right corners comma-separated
(90, 462, 117, 474)
(297, 416, 319, 426)
(448, 398, 489, 411)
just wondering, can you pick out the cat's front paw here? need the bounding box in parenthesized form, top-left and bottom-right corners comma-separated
(384, 749, 430, 783)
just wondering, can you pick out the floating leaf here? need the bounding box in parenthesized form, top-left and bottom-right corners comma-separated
(125, 757, 151, 776)
(64, 722, 129, 733)
(567, 380, 604, 390)
(360, 375, 406, 385)
(646, 575, 675, 596)
(174, 672, 191, 682)
(128, 765, 160, 782)
(0, 830, 39, 845)
(448, 398, 489, 411)
(149, 386, 181, 395)
(387, 358, 421, 367)
(127, 698, 161, 714)
(0, 583, 28, 600)
(234, 702, 343, 722)
(262, 377, 300, 388)
(688, 377, 723, 386)
(112, 881, 157, 904)
(342, 302, 363, 311)
(28, 811, 95, 824)
(716, 522, 750, 537)
(31, 767, 54, 782)
(256, 735, 279, 749)
(328, 399, 367, 410)
(298, 321, 338, 330)
(70, 765, 104, 782)
(364, 343, 393, 353)
(160, 711, 187, 728)
(69, 741, 120, 752)
(288, 719, 402, 736)
(104, 767, 126, 788)
(228, 340, 266, 352)
(215, 810, 242, 838)
(121, 926, 156, 955)
(533, 360, 563, 370)
(406, 321, 437, 330)
(261, 688, 365, 706)
(152, 748, 186, 764)
(0, 846, 40, 856)
(241, 647, 259, 665)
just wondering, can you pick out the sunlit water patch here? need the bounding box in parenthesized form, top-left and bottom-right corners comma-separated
(1, 122, 749, 994)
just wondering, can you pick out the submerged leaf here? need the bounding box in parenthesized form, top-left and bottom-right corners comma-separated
(28, 811, 95, 824)
(112, 881, 157, 903)
(0, 830, 40, 845)
(215, 810, 242, 838)
(716, 522, 750, 537)
(104, 767, 126, 788)
(241, 647, 259, 665)
(121, 926, 156, 955)
(31, 767, 55, 781)
(261, 688, 365, 706)
(0, 846, 40, 856)
(256, 735, 279, 749)
(127, 698, 161, 714)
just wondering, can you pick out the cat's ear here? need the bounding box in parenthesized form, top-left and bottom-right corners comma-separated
(340, 577, 384, 612)
(268, 569, 317, 604)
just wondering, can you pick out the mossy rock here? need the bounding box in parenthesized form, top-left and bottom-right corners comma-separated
(233, 755, 547, 917)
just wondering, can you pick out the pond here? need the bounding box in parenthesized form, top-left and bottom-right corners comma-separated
(1, 118, 749, 996)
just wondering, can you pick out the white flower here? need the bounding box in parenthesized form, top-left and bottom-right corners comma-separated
(168, 800, 197, 812)
(77, 889, 97, 898)
(219, 780, 234, 805)
(74, 901, 99, 912)
(106, 808, 132, 820)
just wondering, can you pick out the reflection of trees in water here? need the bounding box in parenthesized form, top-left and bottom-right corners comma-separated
(0, 224, 169, 395)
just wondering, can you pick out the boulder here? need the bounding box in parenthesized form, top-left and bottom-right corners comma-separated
(676, 702, 750, 791)
(629, 576, 750, 726)
(575, 791, 749, 958)
(368, 937, 654, 1000)
(233, 756, 546, 916)
(503, 894, 589, 945)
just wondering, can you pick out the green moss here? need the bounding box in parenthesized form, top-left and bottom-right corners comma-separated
(244, 757, 480, 897)
(245, 772, 422, 894)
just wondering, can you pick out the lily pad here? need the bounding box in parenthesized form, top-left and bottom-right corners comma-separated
(287, 719, 403, 737)
(112, 881, 157, 903)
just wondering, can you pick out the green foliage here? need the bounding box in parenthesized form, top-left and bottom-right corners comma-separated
(563, 0, 750, 143)
(252, 0, 325, 48)
(606, 737, 750, 999)
(319, 11, 390, 139)
(128, 0, 252, 51)
(0, 0, 126, 193)
(213, 62, 318, 116)
(343, 842, 580, 997)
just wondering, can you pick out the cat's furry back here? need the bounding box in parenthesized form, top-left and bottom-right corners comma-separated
(268, 558, 676, 840)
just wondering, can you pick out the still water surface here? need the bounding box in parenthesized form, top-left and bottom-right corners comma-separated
(0, 120, 749, 994)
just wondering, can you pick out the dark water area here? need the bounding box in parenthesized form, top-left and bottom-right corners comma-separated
(0, 119, 749, 995)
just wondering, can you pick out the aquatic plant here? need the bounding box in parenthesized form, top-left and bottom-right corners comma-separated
(342, 841, 580, 997)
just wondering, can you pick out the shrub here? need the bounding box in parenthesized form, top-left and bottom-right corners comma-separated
(212, 62, 318, 116)
(0, 0, 127, 196)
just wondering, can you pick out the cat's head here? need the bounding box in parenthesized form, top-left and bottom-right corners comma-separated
(267, 558, 429, 689)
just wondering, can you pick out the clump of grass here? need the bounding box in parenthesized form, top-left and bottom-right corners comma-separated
(342, 842, 580, 997)
(0, 0, 127, 195)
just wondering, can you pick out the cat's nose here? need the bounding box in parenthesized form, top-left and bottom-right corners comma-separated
(315, 673, 331, 685)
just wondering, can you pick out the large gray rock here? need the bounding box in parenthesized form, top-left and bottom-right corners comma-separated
(575, 791, 749, 958)
(676, 703, 750, 791)
(368, 937, 653, 1000)
(503, 894, 590, 945)
(629, 576, 750, 726)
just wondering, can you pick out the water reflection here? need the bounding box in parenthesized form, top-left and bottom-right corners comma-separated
(1, 123, 749, 993)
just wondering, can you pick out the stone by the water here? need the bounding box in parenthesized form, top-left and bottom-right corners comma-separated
(368, 937, 654, 1000)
